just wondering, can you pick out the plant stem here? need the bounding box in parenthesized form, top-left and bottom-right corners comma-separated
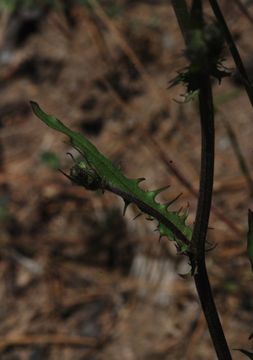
(171, 0, 190, 43)
(208, 0, 253, 107)
(192, 74, 232, 359)
(171, 1, 232, 358)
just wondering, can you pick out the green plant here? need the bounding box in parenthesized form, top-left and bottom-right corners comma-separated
(31, 1, 253, 359)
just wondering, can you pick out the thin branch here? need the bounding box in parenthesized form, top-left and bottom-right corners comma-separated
(221, 116, 253, 196)
(149, 136, 243, 236)
(171, 0, 190, 43)
(233, 0, 253, 25)
(209, 0, 253, 107)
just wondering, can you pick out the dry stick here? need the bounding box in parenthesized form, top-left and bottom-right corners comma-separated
(184, 312, 206, 360)
(149, 136, 243, 236)
(233, 0, 253, 25)
(221, 116, 253, 196)
(209, 0, 253, 107)
(88, 0, 167, 104)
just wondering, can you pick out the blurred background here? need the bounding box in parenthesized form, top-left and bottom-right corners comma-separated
(0, 0, 253, 359)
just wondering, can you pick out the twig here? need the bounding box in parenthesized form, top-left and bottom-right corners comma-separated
(87, 0, 169, 104)
(171, 0, 190, 43)
(209, 0, 253, 107)
(184, 312, 206, 360)
(221, 116, 253, 196)
(233, 0, 253, 25)
(149, 136, 243, 236)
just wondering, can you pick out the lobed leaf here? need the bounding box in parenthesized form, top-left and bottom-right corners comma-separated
(31, 102, 192, 250)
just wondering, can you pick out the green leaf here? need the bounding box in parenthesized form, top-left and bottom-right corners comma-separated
(234, 349, 253, 359)
(247, 209, 253, 271)
(31, 101, 192, 251)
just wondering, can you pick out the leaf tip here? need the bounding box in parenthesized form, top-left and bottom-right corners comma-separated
(30, 100, 39, 112)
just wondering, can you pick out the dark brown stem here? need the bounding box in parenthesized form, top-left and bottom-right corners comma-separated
(209, 0, 253, 107)
(192, 74, 232, 359)
(105, 183, 190, 249)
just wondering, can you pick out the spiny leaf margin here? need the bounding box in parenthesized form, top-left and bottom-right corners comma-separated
(31, 101, 192, 249)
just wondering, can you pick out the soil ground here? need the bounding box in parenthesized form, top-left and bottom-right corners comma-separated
(0, 1, 253, 359)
